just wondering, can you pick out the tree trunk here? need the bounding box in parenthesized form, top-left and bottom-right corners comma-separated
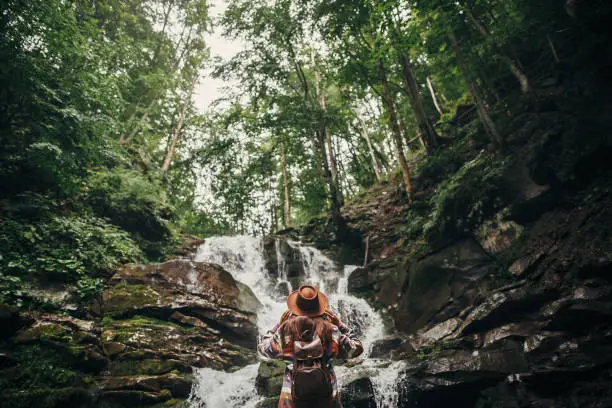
(317, 128, 342, 222)
(161, 76, 198, 172)
(448, 30, 502, 147)
(356, 111, 382, 182)
(378, 59, 412, 203)
(546, 34, 561, 63)
(426, 77, 444, 115)
(398, 54, 438, 155)
(314, 67, 343, 206)
(464, 7, 530, 93)
(281, 140, 291, 229)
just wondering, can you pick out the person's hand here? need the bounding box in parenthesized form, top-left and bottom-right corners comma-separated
(325, 310, 341, 327)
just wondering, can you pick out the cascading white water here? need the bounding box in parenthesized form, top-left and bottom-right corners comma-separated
(188, 236, 404, 408)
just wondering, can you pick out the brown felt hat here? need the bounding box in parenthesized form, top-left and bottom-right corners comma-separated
(286, 285, 329, 317)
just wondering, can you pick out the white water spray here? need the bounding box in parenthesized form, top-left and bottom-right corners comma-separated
(189, 236, 404, 407)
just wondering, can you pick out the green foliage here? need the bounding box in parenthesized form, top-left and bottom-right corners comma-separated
(1, 345, 79, 390)
(75, 276, 105, 303)
(86, 168, 178, 258)
(0, 273, 29, 307)
(0, 215, 142, 284)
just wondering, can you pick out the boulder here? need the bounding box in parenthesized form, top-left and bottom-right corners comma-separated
(101, 373, 192, 398)
(394, 239, 496, 333)
(101, 315, 256, 372)
(399, 342, 527, 408)
(14, 315, 108, 372)
(262, 237, 306, 280)
(340, 377, 376, 408)
(255, 360, 286, 397)
(457, 284, 556, 337)
(102, 259, 261, 347)
(412, 318, 462, 349)
(347, 258, 407, 306)
(369, 335, 414, 360)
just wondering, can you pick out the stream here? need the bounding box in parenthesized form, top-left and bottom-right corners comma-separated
(187, 236, 405, 407)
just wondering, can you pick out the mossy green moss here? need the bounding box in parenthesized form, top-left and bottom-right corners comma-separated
(109, 358, 189, 376)
(103, 283, 160, 315)
(416, 339, 460, 360)
(16, 323, 73, 343)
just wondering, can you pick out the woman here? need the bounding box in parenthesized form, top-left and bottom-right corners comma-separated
(258, 285, 364, 408)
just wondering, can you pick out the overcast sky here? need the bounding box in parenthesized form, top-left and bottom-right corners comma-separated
(193, 0, 243, 112)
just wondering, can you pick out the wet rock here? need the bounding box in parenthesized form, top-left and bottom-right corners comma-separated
(399, 342, 528, 408)
(99, 389, 173, 406)
(273, 281, 292, 299)
(255, 360, 285, 397)
(347, 258, 407, 306)
(503, 162, 554, 224)
(101, 373, 192, 398)
(102, 259, 261, 347)
(479, 322, 542, 348)
(171, 234, 204, 259)
(14, 316, 108, 372)
(394, 239, 496, 333)
(413, 318, 462, 348)
(340, 377, 376, 408)
(101, 315, 256, 371)
(263, 236, 305, 280)
(457, 284, 556, 336)
(370, 335, 414, 360)
(545, 300, 612, 333)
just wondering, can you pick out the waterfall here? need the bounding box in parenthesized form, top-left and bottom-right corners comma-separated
(189, 236, 404, 408)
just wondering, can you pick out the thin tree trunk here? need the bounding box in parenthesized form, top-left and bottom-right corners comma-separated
(161, 75, 198, 172)
(314, 67, 343, 206)
(449, 31, 502, 147)
(356, 111, 382, 182)
(546, 34, 560, 63)
(398, 54, 438, 155)
(281, 140, 291, 229)
(317, 128, 342, 222)
(378, 58, 412, 203)
(465, 7, 530, 93)
(426, 77, 444, 115)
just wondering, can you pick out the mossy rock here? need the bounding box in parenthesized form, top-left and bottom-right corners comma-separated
(100, 389, 173, 406)
(102, 283, 160, 316)
(109, 358, 190, 376)
(0, 386, 93, 408)
(15, 323, 73, 344)
(255, 360, 286, 397)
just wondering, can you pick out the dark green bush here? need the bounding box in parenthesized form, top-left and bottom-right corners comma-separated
(86, 168, 178, 258)
(0, 215, 142, 283)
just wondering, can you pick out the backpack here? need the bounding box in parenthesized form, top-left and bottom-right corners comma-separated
(291, 331, 333, 402)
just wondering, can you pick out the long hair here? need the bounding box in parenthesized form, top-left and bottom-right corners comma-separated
(280, 315, 334, 346)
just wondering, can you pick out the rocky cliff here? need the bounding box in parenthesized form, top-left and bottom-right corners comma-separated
(333, 165, 612, 407)
(0, 258, 260, 407)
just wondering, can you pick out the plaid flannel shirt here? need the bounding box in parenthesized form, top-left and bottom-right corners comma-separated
(257, 312, 364, 408)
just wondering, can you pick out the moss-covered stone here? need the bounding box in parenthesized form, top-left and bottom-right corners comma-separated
(15, 323, 73, 344)
(0, 386, 93, 408)
(109, 358, 190, 376)
(102, 283, 160, 315)
(255, 360, 286, 397)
